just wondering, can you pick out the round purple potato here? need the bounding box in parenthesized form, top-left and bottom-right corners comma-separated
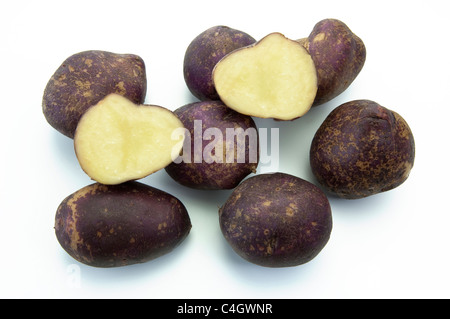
(55, 182, 191, 268)
(165, 101, 259, 190)
(43, 50, 147, 138)
(299, 19, 366, 106)
(310, 100, 415, 199)
(219, 173, 332, 268)
(183, 26, 256, 101)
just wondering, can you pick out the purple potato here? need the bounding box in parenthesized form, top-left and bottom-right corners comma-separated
(43, 50, 147, 138)
(310, 100, 415, 199)
(55, 182, 191, 268)
(165, 100, 259, 190)
(299, 19, 366, 106)
(184, 26, 256, 101)
(219, 173, 332, 267)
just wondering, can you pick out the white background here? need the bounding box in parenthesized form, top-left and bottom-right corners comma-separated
(1, 0, 449, 299)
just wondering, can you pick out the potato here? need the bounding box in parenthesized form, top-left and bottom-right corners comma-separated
(219, 173, 332, 267)
(165, 100, 259, 190)
(298, 19, 366, 106)
(74, 94, 185, 185)
(43, 50, 147, 138)
(184, 26, 256, 101)
(54, 181, 191, 268)
(213, 32, 318, 120)
(310, 100, 415, 199)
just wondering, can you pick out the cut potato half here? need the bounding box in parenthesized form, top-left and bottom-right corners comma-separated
(74, 94, 185, 185)
(213, 32, 318, 120)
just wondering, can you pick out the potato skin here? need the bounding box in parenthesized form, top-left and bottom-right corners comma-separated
(184, 26, 256, 101)
(55, 182, 191, 268)
(300, 19, 366, 106)
(219, 173, 332, 267)
(310, 100, 415, 199)
(43, 50, 147, 138)
(165, 101, 259, 190)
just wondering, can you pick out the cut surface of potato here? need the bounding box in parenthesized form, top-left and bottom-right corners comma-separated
(213, 33, 317, 120)
(74, 94, 184, 185)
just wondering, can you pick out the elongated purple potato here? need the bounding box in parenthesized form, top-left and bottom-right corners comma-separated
(299, 19, 366, 106)
(165, 100, 259, 190)
(55, 182, 191, 268)
(310, 100, 415, 199)
(184, 26, 256, 101)
(43, 50, 147, 138)
(219, 173, 332, 267)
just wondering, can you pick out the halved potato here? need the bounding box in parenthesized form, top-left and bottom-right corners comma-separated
(74, 94, 185, 185)
(213, 32, 318, 120)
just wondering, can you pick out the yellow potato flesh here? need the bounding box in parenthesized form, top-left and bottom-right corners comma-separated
(213, 33, 318, 120)
(74, 94, 184, 185)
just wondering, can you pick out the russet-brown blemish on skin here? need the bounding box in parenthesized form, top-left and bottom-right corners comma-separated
(313, 32, 326, 42)
(115, 81, 127, 95)
(84, 58, 93, 67)
(285, 207, 294, 217)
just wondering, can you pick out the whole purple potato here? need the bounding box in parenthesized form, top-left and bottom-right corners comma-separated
(310, 100, 415, 199)
(219, 173, 332, 268)
(184, 26, 256, 101)
(299, 19, 366, 106)
(165, 101, 259, 190)
(43, 50, 147, 138)
(55, 182, 191, 268)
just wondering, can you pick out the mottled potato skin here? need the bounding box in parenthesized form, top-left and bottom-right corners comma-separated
(310, 100, 415, 199)
(184, 26, 256, 101)
(165, 101, 259, 190)
(55, 182, 191, 268)
(219, 173, 332, 267)
(299, 19, 366, 106)
(43, 50, 147, 138)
